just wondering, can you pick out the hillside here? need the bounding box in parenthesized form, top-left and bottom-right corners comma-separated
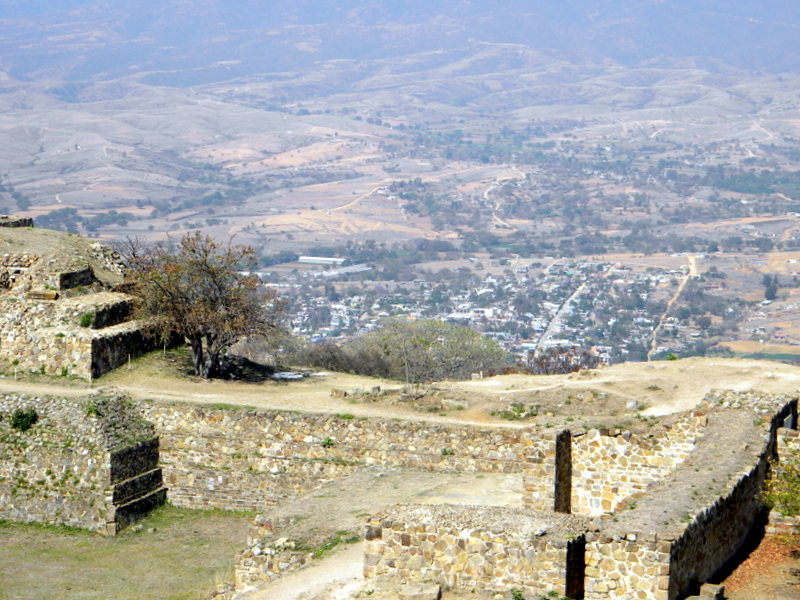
(0, 0, 798, 250)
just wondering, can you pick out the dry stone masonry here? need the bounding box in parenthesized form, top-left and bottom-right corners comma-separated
(141, 403, 551, 512)
(364, 504, 587, 598)
(361, 391, 798, 600)
(0, 392, 166, 533)
(0, 221, 164, 379)
(2, 369, 797, 599)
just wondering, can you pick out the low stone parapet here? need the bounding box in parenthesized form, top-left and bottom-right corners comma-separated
(364, 504, 588, 598)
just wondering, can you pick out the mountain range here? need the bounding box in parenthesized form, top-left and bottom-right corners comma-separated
(1, 0, 799, 89)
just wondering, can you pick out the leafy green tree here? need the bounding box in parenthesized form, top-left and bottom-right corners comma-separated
(353, 319, 507, 383)
(126, 232, 282, 378)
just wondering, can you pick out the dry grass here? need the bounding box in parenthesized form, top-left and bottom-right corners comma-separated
(0, 503, 252, 600)
(720, 340, 800, 354)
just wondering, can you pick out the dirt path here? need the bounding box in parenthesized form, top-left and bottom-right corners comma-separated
(238, 543, 364, 600)
(330, 185, 385, 213)
(5, 355, 800, 424)
(723, 535, 800, 600)
(236, 469, 522, 600)
(647, 254, 697, 360)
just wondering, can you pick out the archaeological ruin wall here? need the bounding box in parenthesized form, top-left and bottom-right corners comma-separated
(0, 223, 164, 380)
(0, 291, 162, 380)
(663, 396, 796, 600)
(364, 504, 587, 598)
(570, 413, 707, 517)
(141, 403, 552, 512)
(581, 393, 797, 600)
(0, 393, 166, 534)
(360, 392, 798, 600)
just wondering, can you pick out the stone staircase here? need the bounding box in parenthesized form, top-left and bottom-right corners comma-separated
(685, 583, 725, 600)
(105, 438, 168, 534)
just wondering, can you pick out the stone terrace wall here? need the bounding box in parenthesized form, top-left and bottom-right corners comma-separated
(363, 504, 587, 597)
(142, 404, 549, 512)
(0, 292, 162, 380)
(572, 414, 707, 516)
(0, 394, 113, 531)
(583, 395, 797, 600)
(584, 533, 672, 600)
(0, 216, 33, 228)
(90, 320, 164, 379)
(0, 296, 94, 378)
(0, 253, 39, 290)
(768, 427, 800, 537)
(0, 393, 165, 533)
(666, 398, 796, 600)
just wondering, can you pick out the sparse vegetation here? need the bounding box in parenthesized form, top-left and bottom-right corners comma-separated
(10, 408, 38, 432)
(294, 318, 506, 383)
(765, 449, 800, 517)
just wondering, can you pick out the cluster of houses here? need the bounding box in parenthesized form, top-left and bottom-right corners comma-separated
(273, 257, 720, 365)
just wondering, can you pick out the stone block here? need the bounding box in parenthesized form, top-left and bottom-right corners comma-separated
(398, 583, 442, 600)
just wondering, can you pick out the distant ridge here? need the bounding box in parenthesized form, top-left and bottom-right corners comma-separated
(1, 1, 799, 86)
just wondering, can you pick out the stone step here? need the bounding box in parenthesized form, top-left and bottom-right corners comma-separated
(398, 583, 441, 600)
(26, 289, 59, 300)
(685, 582, 725, 600)
(111, 486, 168, 534)
(112, 467, 164, 506)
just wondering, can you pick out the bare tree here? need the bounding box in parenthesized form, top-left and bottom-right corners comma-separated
(126, 231, 282, 378)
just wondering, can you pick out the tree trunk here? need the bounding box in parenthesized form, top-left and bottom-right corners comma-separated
(204, 335, 223, 379)
(190, 337, 206, 377)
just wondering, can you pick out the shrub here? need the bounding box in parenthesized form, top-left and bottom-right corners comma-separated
(10, 408, 38, 432)
(764, 449, 800, 517)
(287, 318, 507, 383)
(320, 437, 335, 448)
(78, 312, 94, 328)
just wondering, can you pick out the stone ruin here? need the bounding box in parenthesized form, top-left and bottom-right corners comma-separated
(0, 218, 164, 379)
(0, 392, 166, 534)
(127, 390, 799, 600)
(0, 383, 798, 597)
(362, 391, 798, 600)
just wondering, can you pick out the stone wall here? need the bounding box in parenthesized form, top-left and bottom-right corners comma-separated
(571, 414, 707, 516)
(523, 430, 572, 513)
(0, 225, 158, 381)
(0, 215, 33, 228)
(142, 403, 549, 512)
(581, 395, 798, 600)
(584, 533, 671, 600)
(0, 292, 163, 380)
(363, 504, 587, 597)
(90, 320, 166, 379)
(0, 393, 166, 533)
(0, 253, 39, 290)
(767, 427, 800, 536)
(665, 398, 797, 599)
